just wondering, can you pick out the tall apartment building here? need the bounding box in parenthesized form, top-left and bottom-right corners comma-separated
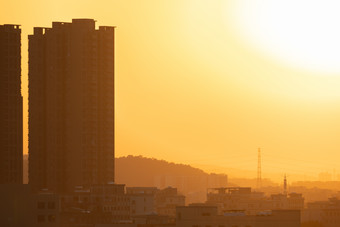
(28, 19, 115, 193)
(0, 24, 23, 184)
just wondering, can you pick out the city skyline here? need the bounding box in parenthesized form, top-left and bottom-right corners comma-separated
(2, 1, 340, 181)
(3, 1, 340, 226)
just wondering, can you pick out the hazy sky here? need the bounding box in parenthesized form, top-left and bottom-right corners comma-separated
(3, 0, 340, 180)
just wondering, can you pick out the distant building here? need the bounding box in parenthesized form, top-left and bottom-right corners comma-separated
(302, 197, 340, 227)
(207, 173, 228, 188)
(154, 173, 227, 204)
(155, 187, 185, 217)
(126, 187, 158, 216)
(132, 213, 174, 226)
(0, 184, 132, 227)
(271, 193, 304, 210)
(59, 184, 130, 225)
(207, 187, 271, 215)
(207, 187, 304, 215)
(176, 206, 300, 227)
(28, 19, 115, 193)
(0, 24, 23, 184)
(126, 186, 186, 218)
(0, 184, 60, 227)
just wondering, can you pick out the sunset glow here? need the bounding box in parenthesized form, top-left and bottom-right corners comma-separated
(229, 0, 340, 74)
(2, 0, 340, 182)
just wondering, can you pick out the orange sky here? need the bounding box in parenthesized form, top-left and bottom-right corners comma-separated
(2, 0, 340, 181)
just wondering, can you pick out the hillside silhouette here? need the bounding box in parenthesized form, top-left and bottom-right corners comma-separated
(23, 155, 334, 202)
(116, 155, 228, 203)
(116, 155, 207, 185)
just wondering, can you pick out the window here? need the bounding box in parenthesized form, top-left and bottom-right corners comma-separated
(37, 215, 45, 223)
(48, 202, 55, 209)
(37, 202, 45, 209)
(48, 215, 56, 222)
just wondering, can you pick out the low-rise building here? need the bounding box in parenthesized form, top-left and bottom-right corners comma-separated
(207, 187, 304, 215)
(155, 187, 185, 217)
(271, 193, 304, 210)
(0, 184, 60, 227)
(176, 205, 300, 227)
(127, 187, 158, 216)
(302, 197, 340, 227)
(207, 187, 272, 215)
(60, 184, 130, 226)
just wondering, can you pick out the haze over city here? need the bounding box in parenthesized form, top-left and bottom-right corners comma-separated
(2, 0, 340, 182)
(3, 1, 340, 226)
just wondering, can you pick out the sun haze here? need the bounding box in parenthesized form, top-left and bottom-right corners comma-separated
(2, 0, 340, 182)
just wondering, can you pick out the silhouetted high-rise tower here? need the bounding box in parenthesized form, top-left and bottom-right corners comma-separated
(0, 24, 23, 184)
(28, 19, 115, 192)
